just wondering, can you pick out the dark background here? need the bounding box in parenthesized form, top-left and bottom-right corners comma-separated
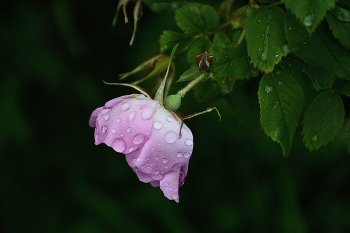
(1, 0, 350, 232)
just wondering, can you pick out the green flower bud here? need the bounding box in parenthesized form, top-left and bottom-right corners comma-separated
(164, 94, 182, 111)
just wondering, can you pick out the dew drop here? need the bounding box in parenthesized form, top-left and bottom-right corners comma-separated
(275, 54, 279, 57)
(185, 138, 193, 146)
(157, 142, 161, 146)
(127, 127, 132, 133)
(137, 158, 141, 162)
(166, 116, 173, 122)
(129, 111, 137, 121)
(288, 26, 293, 31)
(162, 158, 168, 163)
(164, 131, 177, 144)
(177, 152, 183, 157)
(104, 114, 110, 120)
(111, 128, 117, 134)
(120, 133, 123, 137)
(171, 193, 178, 200)
(184, 152, 190, 158)
(265, 85, 272, 93)
(116, 118, 121, 123)
(101, 125, 107, 133)
(153, 121, 162, 129)
(101, 109, 110, 115)
(122, 102, 131, 111)
(164, 182, 168, 187)
(303, 15, 313, 27)
(112, 138, 126, 152)
(133, 134, 144, 145)
(164, 124, 167, 128)
(128, 146, 134, 152)
(141, 107, 154, 120)
(165, 165, 168, 169)
(154, 169, 160, 174)
(312, 135, 317, 142)
(136, 95, 145, 100)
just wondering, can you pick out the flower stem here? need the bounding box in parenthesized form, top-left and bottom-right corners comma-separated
(177, 73, 206, 98)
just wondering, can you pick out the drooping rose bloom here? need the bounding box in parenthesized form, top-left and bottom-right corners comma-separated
(89, 94, 193, 202)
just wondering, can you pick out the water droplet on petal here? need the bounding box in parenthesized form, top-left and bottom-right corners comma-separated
(171, 193, 178, 199)
(177, 152, 183, 157)
(129, 111, 137, 121)
(136, 95, 145, 100)
(166, 116, 173, 122)
(164, 182, 168, 187)
(101, 125, 107, 133)
(164, 131, 177, 144)
(104, 114, 110, 120)
(162, 158, 168, 163)
(127, 127, 132, 133)
(165, 165, 168, 169)
(185, 138, 193, 146)
(312, 135, 317, 142)
(116, 118, 121, 123)
(113, 138, 126, 152)
(128, 146, 134, 152)
(265, 85, 272, 93)
(111, 128, 117, 134)
(154, 169, 160, 174)
(122, 102, 131, 111)
(137, 158, 141, 162)
(133, 134, 144, 145)
(184, 152, 190, 158)
(164, 124, 167, 128)
(157, 142, 161, 146)
(120, 133, 123, 137)
(141, 107, 154, 120)
(153, 121, 162, 129)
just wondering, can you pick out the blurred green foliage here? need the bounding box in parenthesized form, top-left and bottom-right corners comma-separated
(0, 0, 350, 233)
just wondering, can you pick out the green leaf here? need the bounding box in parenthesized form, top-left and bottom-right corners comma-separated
(245, 6, 286, 73)
(143, 0, 185, 13)
(232, 30, 242, 45)
(258, 69, 304, 156)
(175, 3, 220, 35)
(282, 0, 336, 34)
(175, 3, 205, 35)
(280, 56, 333, 90)
(214, 43, 251, 80)
(302, 90, 345, 151)
(211, 32, 231, 58)
(286, 11, 350, 80)
(326, 10, 350, 50)
(159, 30, 194, 53)
(187, 36, 212, 66)
(200, 5, 221, 31)
(177, 67, 200, 82)
(334, 79, 350, 96)
(330, 4, 350, 22)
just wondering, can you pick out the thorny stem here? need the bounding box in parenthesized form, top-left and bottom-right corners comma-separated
(177, 73, 206, 98)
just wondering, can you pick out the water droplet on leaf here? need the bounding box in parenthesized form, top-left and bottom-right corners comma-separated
(265, 85, 272, 93)
(312, 135, 317, 142)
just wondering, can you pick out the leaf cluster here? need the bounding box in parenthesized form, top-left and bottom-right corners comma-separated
(141, 0, 350, 156)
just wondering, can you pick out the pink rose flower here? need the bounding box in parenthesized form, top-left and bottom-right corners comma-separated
(89, 94, 193, 202)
